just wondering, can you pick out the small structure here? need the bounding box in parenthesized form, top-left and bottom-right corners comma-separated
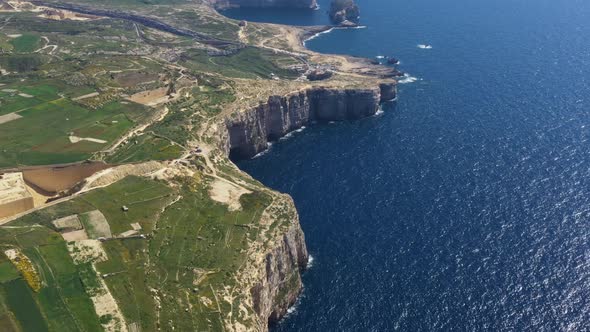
(122, 205, 129, 212)
(238, 20, 247, 27)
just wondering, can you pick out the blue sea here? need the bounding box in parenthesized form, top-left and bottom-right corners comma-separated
(225, 0, 590, 330)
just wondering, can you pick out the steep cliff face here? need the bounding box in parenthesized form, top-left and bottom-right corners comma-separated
(219, 82, 395, 330)
(250, 221, 308, 327)
(212, 0, 317, 9)
(224, 83, 396, 159)
(380, 82, 397, 101)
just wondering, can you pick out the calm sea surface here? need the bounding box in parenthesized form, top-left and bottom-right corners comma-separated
(225, 0, 590, 330)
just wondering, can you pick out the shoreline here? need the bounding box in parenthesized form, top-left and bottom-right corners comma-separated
(300, 24, 367, 47)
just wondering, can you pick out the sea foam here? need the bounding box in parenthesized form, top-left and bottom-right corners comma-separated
(418, 44, 433, 49)
(253, 142, 273, 158)
(374, 106, 384, 116)
(303, 28, 335, 46)
(307, 254, 315, 268)
(398, 73, 419, 84)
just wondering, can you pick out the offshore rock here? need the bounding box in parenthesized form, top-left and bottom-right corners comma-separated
(329, 0, 360, 25)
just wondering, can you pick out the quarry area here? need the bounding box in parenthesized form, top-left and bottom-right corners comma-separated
(0, 0, 396, 331)
(0, 172, 33, 219)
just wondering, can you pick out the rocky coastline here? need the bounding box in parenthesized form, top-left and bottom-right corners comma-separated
(210, 2, 398, 328)
(218, 82, 395, 330)
(222, 83, 396, 159)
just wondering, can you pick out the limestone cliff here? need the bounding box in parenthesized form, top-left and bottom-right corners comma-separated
(214, 82, 394, 329)
(211, 0, 317, 9)
(250, 219, 308, 327)
(222, 83, 396, 159)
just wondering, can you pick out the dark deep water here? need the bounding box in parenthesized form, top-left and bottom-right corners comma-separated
(227, 0, 590, 330)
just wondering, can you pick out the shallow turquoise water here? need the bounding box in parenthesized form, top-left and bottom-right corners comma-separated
(229, 0, 590, 330)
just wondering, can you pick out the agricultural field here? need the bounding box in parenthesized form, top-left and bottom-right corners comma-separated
(0, 79, 155, 167)
(105, 133, 184, 163)
(181, 47, 301, 80)
(0, 226, 103, 332)
(9, 33, 41, 53)
(4, 173, 281, 331)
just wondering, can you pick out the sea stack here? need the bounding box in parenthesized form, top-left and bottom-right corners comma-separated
(328, 0, 360, 26)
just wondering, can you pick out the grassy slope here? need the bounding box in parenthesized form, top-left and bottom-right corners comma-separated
(0, 96, 152, 167)
(6, 174, 276, 331)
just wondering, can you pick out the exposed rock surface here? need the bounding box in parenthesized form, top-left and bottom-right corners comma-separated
(250, 221, 308, 327)
(218, 82, 395, 329)
(222, 83, 396, 159)
(306, 69, 333, 81)
(329, 0, 360, 25)
(380, 82, 397, 101)
(212, 0, 317, 9)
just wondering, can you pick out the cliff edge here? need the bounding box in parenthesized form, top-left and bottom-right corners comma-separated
(211, 0, 318, 9)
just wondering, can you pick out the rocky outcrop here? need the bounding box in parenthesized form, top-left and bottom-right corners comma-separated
(212, 0, 317, 9)
(223, 83, 396, 159)
(250, 221, 308, 327)
(328, 0, 360, 25)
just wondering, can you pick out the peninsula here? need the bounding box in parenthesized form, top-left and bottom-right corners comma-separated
(0, 0, 396, 331)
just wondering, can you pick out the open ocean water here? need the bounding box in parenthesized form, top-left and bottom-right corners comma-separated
(225, 0, 590, 330)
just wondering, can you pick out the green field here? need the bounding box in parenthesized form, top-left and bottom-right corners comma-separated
(9, 34, 40, 53)
(0, 227, 104, 332)
(2, 279, 48, 332)
(106, 133, 183, 163)
(0, 261, 19, 284)
(6, 173, 280, 331)
(12, 176, 173, 235)
(0, 84, 153, 167)
(182, 47, 301, 79)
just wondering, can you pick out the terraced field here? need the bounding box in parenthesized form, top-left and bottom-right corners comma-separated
(2, 172, 281, 331)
